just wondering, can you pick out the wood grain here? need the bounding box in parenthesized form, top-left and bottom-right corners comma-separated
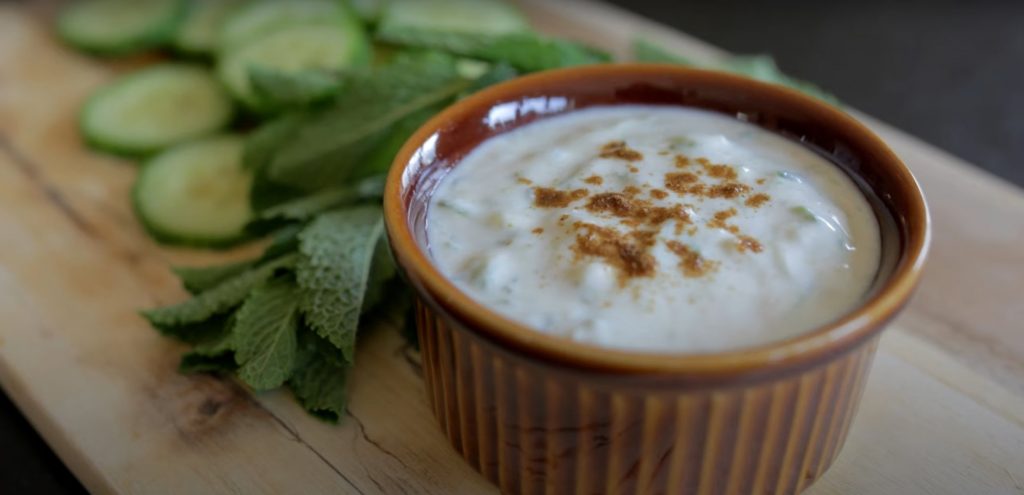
(0, 2, 1021, 494)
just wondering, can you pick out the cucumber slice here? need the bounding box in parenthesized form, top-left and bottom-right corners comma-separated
(57, 0, 187, 55)
(81, 64, 233, 155)
(218, 23, 370, 110)
(218, 0, 351, 50)
(377, 0, 529, 40)
(134, 135, 253, 246)
(173, 0, 247, 55)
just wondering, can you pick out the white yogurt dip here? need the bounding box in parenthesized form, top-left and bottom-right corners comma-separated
(426, 105, 880, 353)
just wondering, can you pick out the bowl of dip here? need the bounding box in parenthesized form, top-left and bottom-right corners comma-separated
(384, 64, 929, 495)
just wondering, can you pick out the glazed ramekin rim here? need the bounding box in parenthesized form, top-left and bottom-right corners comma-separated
(384, 64, 931, 375)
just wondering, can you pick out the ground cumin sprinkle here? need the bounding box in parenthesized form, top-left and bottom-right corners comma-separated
(600, 140, 644, 161)
(585, 193, 690, 228)
(707, 182, 751, 199)
(666, 241, 719, 278)
(533, 187, 588, 208)
(745, 193, 771, 208)
(674, 155, 690, 168)
(737, 235, 764, 253)
(584, 175, 604, 185)
(572, 222, 656, 284)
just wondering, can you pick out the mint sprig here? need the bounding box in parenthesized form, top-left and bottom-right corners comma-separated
(297, 206, 384, 362)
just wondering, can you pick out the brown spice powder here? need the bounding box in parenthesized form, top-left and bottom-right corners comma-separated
(674, 155, 691, 168)
(737, 235, 764, 253)
(702, 163, 738, 180)
(707, 182, 751, 199)
(533, 187, 588, 208)
(585, 193, 690, 228)
(650, 189, 668, 200)
(745, 193, 771, 208)
(584, 175, 604, 185)
(572, 222, 657, 284)
(600, 141, 644, 161)
(666, 241, 719, 278)
(664, 172, 701, 194)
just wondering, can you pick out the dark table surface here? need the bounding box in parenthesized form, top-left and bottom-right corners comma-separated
(2, 1, 1022, 493)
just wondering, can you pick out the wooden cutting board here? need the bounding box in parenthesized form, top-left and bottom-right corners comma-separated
(1, 1, 1022, 494)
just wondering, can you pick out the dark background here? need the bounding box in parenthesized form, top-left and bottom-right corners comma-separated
(2, 1, 1021, 493)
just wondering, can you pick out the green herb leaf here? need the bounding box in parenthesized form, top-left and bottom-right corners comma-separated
(350, 103, 444, 180)
(245, 115, 308, 210)
(296, 206, 383, 362)
(378, 30, 610, 73)
(172, 260, 256, 295)
(179, 318, 238, 374)
(631, 38, 838, 103)
(473, 32, 611, 72)
(248, 66, 344, 112)
(247, 175, 385, 234)
(361, 237, 398, 313)
(234, 277, 301, 391)
(289, 326, 350, 422)
(264, 53, 467, 191)
(632, 39, 694, 65)
(460, 62, 519, 97)
(143, 254, 297, 329)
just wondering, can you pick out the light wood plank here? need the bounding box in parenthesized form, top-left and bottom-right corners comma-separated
(0, 2, 1021, 494)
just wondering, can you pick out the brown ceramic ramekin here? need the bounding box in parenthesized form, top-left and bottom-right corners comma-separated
(384, 65, 929, 495)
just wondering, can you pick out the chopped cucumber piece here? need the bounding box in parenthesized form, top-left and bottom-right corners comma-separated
(218, 0, 352, 50)
(173, 0, 247, 55)
(218, 23, 370, 110)
(134, 135, 253, 246)
(377, 0, 529, 40)
(57, 0, 186, 55)
(81, 64, 233, 155)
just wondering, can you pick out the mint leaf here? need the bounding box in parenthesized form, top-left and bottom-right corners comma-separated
(154, 312, 232, 345)
(245, 115, 307, 210)
(265, 53, 467, 191)
(289, 326, 349, 422)
(460, 62, 519, 98)
(255, 176, 385, 224)
(296, 206, 383, 361)
(179, 320, 237, 374)
(173, 260, 256, 295)
(631, 39, 838, 104)
(473, 33, 611, 72)
(632, 39, 694, 65)
(361, 237, 398, 313)
(377, 28, 492, 55)
(248, 67, 344, 112)
(234, 277, 301, 391)
(378, 30, 610, 73)
(244, 114, 304, 172)
(719, 55, 839, 104)
(350, 103, 444, 180)
(143, 254, 297, 329)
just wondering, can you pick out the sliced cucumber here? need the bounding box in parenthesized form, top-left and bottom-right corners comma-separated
(81, 64, 233, 155)
(57, 0, 187, 55)
(173, 0, 247, 55)
(377, 0, 529, 41)
(134, 135, 253, 246)
(218, 0, 352, 50)
(218, 23, 370, 110)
